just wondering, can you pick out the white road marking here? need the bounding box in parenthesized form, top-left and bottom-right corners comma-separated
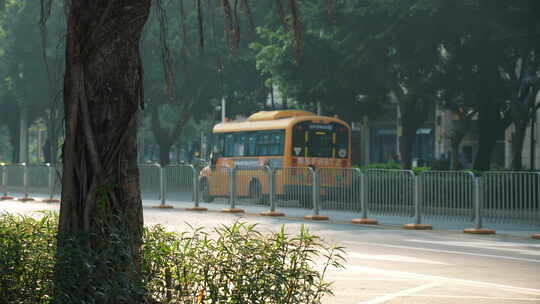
(345, 266, 540, 296)
(342, 241, 540, 263)
(336, 292, 540, 302)
(407, 239, 540, 255)
(359, 283, 439, 304)
(347, 252, 450, 265)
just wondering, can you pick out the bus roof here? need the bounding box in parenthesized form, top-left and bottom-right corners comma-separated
(247, 110, 314, 121)
(213, 110, 349, 133)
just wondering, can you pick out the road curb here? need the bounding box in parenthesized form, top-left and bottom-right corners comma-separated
(463, 228, 496, 235)
(184, 207, 208, 211)
(304, 215, 329, 221)
(352, 218, 378, 225)
(221, 208, 245, 213)
(42, 198, 60, 203)
(260, 211, 285, 217)
(152, 205, 174, 209)
(403, 223, 433, 230)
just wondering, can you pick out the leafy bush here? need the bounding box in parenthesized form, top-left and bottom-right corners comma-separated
(142, 223, 344, 304)
(0, 212, 344, 304)
(412, 166, 431, 175)
(0, 212, 56, 304)
(360, 162, 402, 170)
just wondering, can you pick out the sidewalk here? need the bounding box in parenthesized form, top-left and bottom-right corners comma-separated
(2, 191, 539, 239)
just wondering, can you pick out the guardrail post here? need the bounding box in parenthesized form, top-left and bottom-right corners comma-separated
(152, 163, 173, 209)
(534, 173, 540, 240)
(464, 175, 495, 234)
(305, 167, 328, 220)
(43, 163, 60, 203)
(185, 165, 207, 211)
(0, 164, 13, 200)
(404, 172, 432, 230)
(222, 167, 244, 213)
(19, 163, 34, 202)
(352, 169, 378, 225)
(261, 166, 284, 217)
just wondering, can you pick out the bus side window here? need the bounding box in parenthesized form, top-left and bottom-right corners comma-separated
(234, 133, 246, 156)
(224, 133, 234, 157)
(257, 133, 270, 155)
(247, 133, 257, 156)
(271, 132, 283, 155)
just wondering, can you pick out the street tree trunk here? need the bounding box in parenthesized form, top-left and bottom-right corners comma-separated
(449, 130, 466, 170)
(56, 0, 150, 300)
(158, 142, 173, 166)
(473, 105, 509, 171)
(149, 103, 189, 166)
(511, 123, 527, 170)
(397, 94, 430, 170)
(449, 118, 472, 170)
(399, 125, 417, 170)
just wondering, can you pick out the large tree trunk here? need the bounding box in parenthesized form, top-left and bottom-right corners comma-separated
(7, 122, 20, 163)
(399, 125, 417, 170)
(3, 99, 20, 163)
(511, 123, 527, 170)
(149, 104, 189, 166)
(44, 108, 62, 164)
(449, 124, 469, 170)
(56, 1, 150, 301)
(450, 133, 465, 170)
(473, 105, 508, 171)
(158, 142, 173, 166)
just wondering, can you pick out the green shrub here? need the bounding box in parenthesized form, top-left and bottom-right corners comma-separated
(142, 223, 344, 304)
(0, 212, 345, 304)
(0, 212, 56, 304)
(357, 162, 402, 170)
(412, 166, 431, 175)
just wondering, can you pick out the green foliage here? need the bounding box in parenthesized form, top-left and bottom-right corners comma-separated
(358, 162, 401, 170)
(412, 167, 431, 175)
(0, 213, 344, 304)
(356, 162, 431, 175)
(142, 222, 345, 304)
(0, 212, 56, 304)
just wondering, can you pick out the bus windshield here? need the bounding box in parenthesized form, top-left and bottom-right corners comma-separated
(292, 121, 348, 158)
(216, 130, 285, 157)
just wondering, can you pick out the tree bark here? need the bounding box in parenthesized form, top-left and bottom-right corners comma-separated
(449, 120, 470, 170)
(450, 131, 466, 170)
(56, 0, 150, 300)
(473, 105, 509, 171)
(7, 122, 20, 163)
(158, 142, 173, 166)
(399, 125, 417, 170)
(149, 103, 189, 166)
(511, 123, 527, 170)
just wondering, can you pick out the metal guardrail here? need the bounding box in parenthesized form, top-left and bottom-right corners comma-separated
(138, 164, 161, 200)
(317, 168, 362, 212)
(1, 163, 538, 228)
(483, 172, 540, 226)
(420, 171, 475, 221)
(364, 169, 415, 218)
(0, 163, 62, 201)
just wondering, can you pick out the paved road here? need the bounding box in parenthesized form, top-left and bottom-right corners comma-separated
(1, 196, 539, 304)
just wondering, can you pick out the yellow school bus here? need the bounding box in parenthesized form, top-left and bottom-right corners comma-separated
(199, 110, 352, 204)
